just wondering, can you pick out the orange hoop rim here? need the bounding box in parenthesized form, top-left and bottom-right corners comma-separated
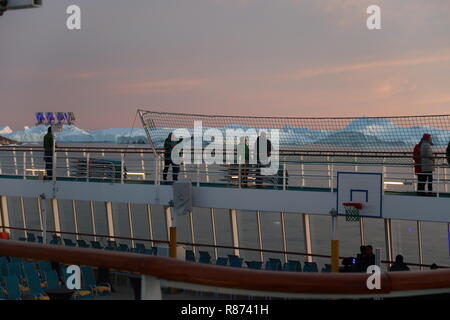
(342, 202, 363, 210)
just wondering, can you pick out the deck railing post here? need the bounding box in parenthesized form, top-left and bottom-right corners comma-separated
(283, 163, 286, 190)
(229, 209, 240, 257)
(302, 214, 313, 263)
(53, 147, 57, 182)
(121, 153, 125, 184)
(238, 164, 241, 189)
(437, 166, 440, 198)
(86, 153, 90, 182)
(23, 152, 26, 180)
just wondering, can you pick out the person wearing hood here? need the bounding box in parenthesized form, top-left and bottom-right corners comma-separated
(418, 133, 435, 196)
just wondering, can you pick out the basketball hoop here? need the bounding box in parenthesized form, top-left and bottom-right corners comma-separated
(343, 202, 363, 222)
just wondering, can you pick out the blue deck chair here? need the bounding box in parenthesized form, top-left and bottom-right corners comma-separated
(199, 251, 212, 264)
(321, 264, 332, 273)
(283, 260, 302, 272)
(133, 243, 146, 253)
(229, 256, 243, 268)
(5, 275, 22, 300)
(107, 240, 118, 249)
(81, 266, 111, 296)
(37, 236, 43, 243)
(246, 261, 263, 270)
(216, 257, 228, 266)
(303, 262, 319, 273)
(9, 257, 23, 264)
(265, 259, 281, 271)
(117, 244, 129, 252)
(90, 241, 103, 249)
(26, 233, 36, 242)
(44, 270, 63, 289)
(24, 267, 49, 300)
(77, 239, 90, 248)
(185, 250, 196, 262)
(7, 262, 23, 278)
(18, 237, 27, 241)
(49, 237, 62, 245)
(63, 238, 77, 247)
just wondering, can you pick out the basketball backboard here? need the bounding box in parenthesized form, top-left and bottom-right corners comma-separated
(336, 172, 383, 218)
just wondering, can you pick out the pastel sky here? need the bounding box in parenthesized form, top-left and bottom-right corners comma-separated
(1, 0, 450, 129)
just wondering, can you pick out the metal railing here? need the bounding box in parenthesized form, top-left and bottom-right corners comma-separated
(1, 146, 450, 195)
(0, 240, 449, 299)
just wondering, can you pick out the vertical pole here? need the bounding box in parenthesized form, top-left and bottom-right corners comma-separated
(437, 166, 440, 198)
(72, 200, 79, 240)
(238, 163, 241, 189)
(188, 210, 196, 257)
(147, 205, 155, 247)
(140, 151, 146, 180)
(40, 195, 47, 245)
(0, 196, 10, 234)
(301, 156, 305, 187)
(256, 211, 264, 262)
(417, 221, 424, 270)
(13, 147, 18, 176)
(196, 164, 200, 187)
(169, 226, 177, 258)
(65, 150, 70, 177)
(86, 153, 90, 182)
(52, 199, 61, 236)
(52, 143, 57, 182)
(121, 153, 125, 184)
(229, 209, 240, 257)
(302, 214, 313, 263)
(331, 214, 339, 273)
(30, 150, 35, 177)
(210, 208, 218, 260)
(164, 206, 172, 242)
(90, 201, 97, 241)
(280, 212, 288, 263)
(23, 152, 26, 180)
(384, 218, 394, 264)
(128, 203, 135, 249)
(283, 163, 286, 190)
(106, 202, 115, 241)
(20, 198, 26, 238)
(359, 217, 366, 246)
(375, 248, 382, 267)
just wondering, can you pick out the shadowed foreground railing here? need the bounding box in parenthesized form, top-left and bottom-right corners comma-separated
(0, 240, 449, 300)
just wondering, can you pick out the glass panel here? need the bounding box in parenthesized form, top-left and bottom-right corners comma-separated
(192, 207, 214, 257)
(92, 202, 108, 237)
(260, 211, 283, 262)
(7, 197, 24, 239)
(284, 212, 305, 262)
(337, 216, 361, 257)
(75, 201, 94, 242)
(112, 202, 131, 246)
(130, 203, 152, 246)
(175, 210, 191, 244)
(421, 221, 450, 267)
(310, 215, 331, 257)
(150, 205, 167, 243)
(43, 199, 55, 235)
(58, 200, 75, 241)
(237, 210, 259, 261)
(391, 220, 420, 270)
(363, 217, 388, 271)
(192, 207, 213, 246)
(214, 208, 233, 258)
(22, 198, 41, 230)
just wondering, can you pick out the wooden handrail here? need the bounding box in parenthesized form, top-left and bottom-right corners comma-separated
(3, 225, 449, 269)
(0, 240, 450, 296)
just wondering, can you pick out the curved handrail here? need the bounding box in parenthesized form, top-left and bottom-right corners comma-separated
(0, 240, 449, 297)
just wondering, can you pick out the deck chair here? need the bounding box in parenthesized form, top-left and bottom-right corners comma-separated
(81, 266, 111, 296)
(5, 275, 22, 300)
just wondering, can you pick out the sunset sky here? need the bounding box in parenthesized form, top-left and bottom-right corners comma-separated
(1, 0, 450, 129)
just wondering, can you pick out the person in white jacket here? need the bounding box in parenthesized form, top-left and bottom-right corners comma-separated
(418, 133, 435, 196)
